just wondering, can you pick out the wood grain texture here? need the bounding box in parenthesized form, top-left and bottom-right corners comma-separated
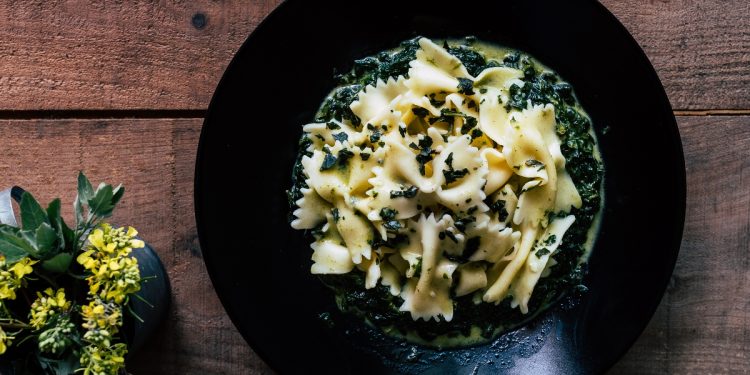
(0, 114, 747, 374)
(0, 119, 272, 374)
(0, 1, 748, 374)
(0, 1, 747, 111)
(600, 0, 750, 110)
(0, 0, 281, 111)
(610, 115, 750, 374)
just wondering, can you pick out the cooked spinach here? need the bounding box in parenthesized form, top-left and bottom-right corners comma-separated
(289, 38, 603, 343)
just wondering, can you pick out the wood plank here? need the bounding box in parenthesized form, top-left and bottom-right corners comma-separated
(610, 115, 750, 374)
(0, 1, 746, 111)
(0, 0, 281, 111)
(601, 0, 750, 110)
(2, 115, 749, 373)
(0, 118, 272, 374)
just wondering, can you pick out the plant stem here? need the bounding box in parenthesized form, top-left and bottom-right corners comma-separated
(0, 321, 31, 330)
(36, 272, 58, 289)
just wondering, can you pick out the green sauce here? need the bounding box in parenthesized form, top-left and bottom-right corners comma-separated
(288, 36, 604, 348)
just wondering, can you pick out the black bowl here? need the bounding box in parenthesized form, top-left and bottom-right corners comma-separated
(195, 0, 685, 373)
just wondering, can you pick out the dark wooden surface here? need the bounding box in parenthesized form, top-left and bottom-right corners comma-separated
(0, 1, 747, 374)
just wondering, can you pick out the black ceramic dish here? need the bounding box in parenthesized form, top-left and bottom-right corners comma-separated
(195, 1, 685, 373)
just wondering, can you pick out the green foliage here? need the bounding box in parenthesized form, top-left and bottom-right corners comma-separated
(0, 172, 124, 270)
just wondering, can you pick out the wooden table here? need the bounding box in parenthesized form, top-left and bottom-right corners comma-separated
(0, 1, 746, 373)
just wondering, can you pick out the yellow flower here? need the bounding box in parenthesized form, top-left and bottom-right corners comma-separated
(0, 282, 16, 300)
(88, 228, 105, 251)
(77, 250, 98, 271)
(0, 326, 11, 355)
(10, 257, 37, 278)
(0, 256, 37, 301)
(29, 288, 71, 330)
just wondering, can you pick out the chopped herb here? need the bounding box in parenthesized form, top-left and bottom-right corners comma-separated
(331, 208, 340, 222)
(535, 248, 551, 258)
(337, 149, 354, 165)
(360, 152, 371, 161)
(454, 216, 476, 232)
(440, 230, 459, 243)
(314, 134, 325, 141)
(367, 123, 376, 131)
(390, 186, 419, 199)
(379, 207, 398, 221)
(479, 88, 488, 94)
(412, 107, 430, 117)
(320, 152, 337, 171)
(470, 128, 484, 139)
(461, 116, 478, 135)
(369, 130, 382, 143)
(457, 77, 475, 95)
(398, 126, 406, 137)
(442, 273, 449, 280)
(408, 142, 419, 150)
(383, 220, 402, 230)
(412, 135, 436, 175)
(315, 84, 362, 126)
(463, 237, 481, 258)
(428, 93, 445, 107)
(467, 206, 478, 214)
(332, 132, 348, 143)
(443, 168, 469, 184)
(525, 159, 545, 170)
(489, 200, 509, 222)
(544, 235, 557, 246)
(326, 122, 341, 130)
(445, 152, 454, 169)
(447, 44, 488, 77)
(412, 258, 423, 277)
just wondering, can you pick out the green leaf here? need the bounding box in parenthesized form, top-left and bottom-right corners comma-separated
(46, 199, 66, 246)
(41, 252, 73, 273)
(77, 171, 94, 202)
(112, 184, 125, 206)
(73, 196, 84, 228)
(88, 184, 114, 218)
(35, 222, 58, 258)
(20, 191, 48, 230)
(0, 226, 36, 263)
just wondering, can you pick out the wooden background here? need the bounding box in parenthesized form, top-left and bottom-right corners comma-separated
(0, 1, 747, 373)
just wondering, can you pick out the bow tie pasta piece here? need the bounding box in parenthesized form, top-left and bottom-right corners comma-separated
(333, 200, 374, 264)
(475, 67, 524, 146)
(399, 214, 458, 322)
(510, 215, 576, 313)
(416, 38, 472, 79)
(455, 262, 488, 297)
(468, 224, 521, 263)
(311, 240, 354, 274)
(350, 77, 409, 126)
(481, 148, 514, 195)
(300, 146, 351, 203)
(290, 187, 330, 230)
(433, 135, 488, 212)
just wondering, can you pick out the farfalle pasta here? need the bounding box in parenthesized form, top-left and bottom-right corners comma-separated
(288, 37, 603, 345)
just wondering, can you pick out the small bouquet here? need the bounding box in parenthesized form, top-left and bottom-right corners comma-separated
(0, 173, 152, 375)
